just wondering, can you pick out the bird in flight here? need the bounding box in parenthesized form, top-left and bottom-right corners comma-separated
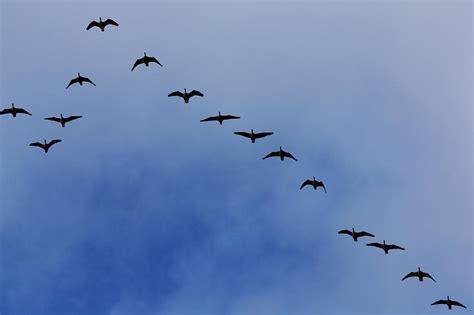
(300, 177, 326, 192)
(366, 240, 404, 254)
(66, 73, 96, 89)
(431, 296, 466, 310)
(86, 17, 119, 32)
(44, 114, 82, 128)
(402, 267, 436, 282)
(0, 103, 32, 117)
(338, 228, 374, 242)
(201, 112, 240, 125)
(29, 139, 62, 153)
(263, 146, 298, 161)
(168, 89, 203, 104)
(234, 129, 273, 143)
(131, 53, 163, 71)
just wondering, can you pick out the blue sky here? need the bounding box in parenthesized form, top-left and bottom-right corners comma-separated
(1, 1, 472, 314)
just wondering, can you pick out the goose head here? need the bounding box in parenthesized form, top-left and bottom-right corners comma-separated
(60, 114, 64, 119)
(447, 296, 450, 302)
(11, 103, 15, 109)
(251, 129, 254, 135)
(279, 146, 283, 152)
(218, 111, 221, 116)
(313, 176, 316, 181)
(184, 88, 187, 94)
(44, 139, 47, 145)
(352, 227, 355, 234)
(418, 267, 421, 272)
(77, 72, 81, 77)
(144, 52, 147, 57)
(383, 240, 386, 246)
(99, 17, 102, 22)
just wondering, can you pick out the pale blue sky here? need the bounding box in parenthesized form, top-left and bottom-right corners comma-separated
(1, 1, 472, 314)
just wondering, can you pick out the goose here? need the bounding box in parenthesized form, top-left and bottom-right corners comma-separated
(366, 240, 404, 254)
(402, 267, 436, 282)
(234, 129, 273, 143)
(29, 139, 62, 153)
(200, 112, 240, 125)
(263, 146, 298, 161)
(300, 177, 326, 192)
(168, 89, 203, 103)
(431, 296, 466, 310)
(338, 228, 374, 242)
(44, 114, 82, 127)
(66, 73, 96, 89)
(131, 52, 163, 70)
(0, 103, 32, 117)
(86, 17, 119, 32)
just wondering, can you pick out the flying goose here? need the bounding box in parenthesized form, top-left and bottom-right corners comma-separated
(300, 177, 326, 192)
(29, 139, 62, 153)
(44, 114, 82, 127)
(66, 73, 96, 89)
(366, 240, 404, 254)
(338, 228, 374, 242)
(131, 53, 163, 70)
(402, 267, 436, 282)
(200, 112, 240, 125)
(431, 296, 466, 310)
(168, 89, 203, 103)
(86, 17, 119, 32)
(234, 129, 273, 143)
(263, 146, 298, 161)
(0, 103, 32, 117)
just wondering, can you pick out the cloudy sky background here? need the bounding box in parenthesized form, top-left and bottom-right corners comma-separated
(1, 1, 472, 314)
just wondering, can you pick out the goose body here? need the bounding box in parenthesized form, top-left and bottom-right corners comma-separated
(131, 52, 163, 70)
(29, 139, 62, 153)
(431, 296, 466, 310)
(402, 267, 436, 282)
(66, 73, 96, 89)
(201, 112, 240, 125)
(263, 146, 297, 161)
(44, 114, 82, 127)
(366, 240, 404, 254)
(86, 17, 119, 32)
(300, 177, 326, 192)
(0, 103, 32, 117)
(234, 129, 273, 143)
(338, 228, 374, 242)
(168, 88, 203, 103)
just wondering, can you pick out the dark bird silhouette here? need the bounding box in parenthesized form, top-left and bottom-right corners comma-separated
(44, 114, 82, 128)
(338, 228, 374, 242)
(263, 146, 298, 161)
(66, 73, 96, 89)
(300, 177, 326, 192)
(29, 139, 62, 153)
(0, 103, 32, 117)
(366, 240, 404, 254)
(431, 296, 466, 310)
(131, 52, 163, 70)
(86, 17, 119, 32)
(200, 112, 240, 125)
(234, 129, 273, 143)
(402, 267, 436, 282)
(168, 89, 203, 103)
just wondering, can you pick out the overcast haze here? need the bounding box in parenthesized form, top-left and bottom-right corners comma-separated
(1, 1, 472, 314)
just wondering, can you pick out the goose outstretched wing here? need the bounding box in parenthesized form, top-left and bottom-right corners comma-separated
(104, 19, 119, 27)
(451, 300, 467, 308)
(66, 77, 80, 89)
(16, 108, 32, 115)
(431, 300, 447, 306)
(262, 151, 279, 160)
(188, 90, 204, 98)
(283, 151, 298, 161)
(64, 115, 82, 123)
(168, 91, 185, 98)
(44, 117, 61, 123)
(148, 56, 163, 67)
(200, 116, 219, 122)
(420, 272, 436, 282)
(221, 115, 240, 120)
(366, 242, 384, 249)
(402, 272, 417, 281)
(356, 231, 374, 238)
(234, 131, 251, 138)
(386, 244, 405, 251)
(48, 139, 62, 147)
(317, 181, 327, 192)
(254, 132, 273, 139)
(82, 77, 96, 86)
(338, 229, 353, 236)
(131, 57, 145, 71)
(300, 180, 312, 190)
(0, 108, 13, 115)
(29, 142, 44, 149)
(86, 20, 100, 30)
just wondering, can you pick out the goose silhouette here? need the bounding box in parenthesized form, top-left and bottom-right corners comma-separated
(402, 267, 436, 282)
(29, 139, 62, 153)
(66, 73, 96, 89)
(0, 103, 32, 117)
(131, 53, 163, 70)
(263, 146, 297, 161)
(366, 240, 404, 254)
(168, 89, 203, 103)
(234, 129, 273, 143)
(431, 296, 466, 310)
(338, 228, 374, 242)
(44, 114, 82, 127)
(300, 177, 326, 192)
(200, 112, 240, 125)
(86, 17, 119, 31)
